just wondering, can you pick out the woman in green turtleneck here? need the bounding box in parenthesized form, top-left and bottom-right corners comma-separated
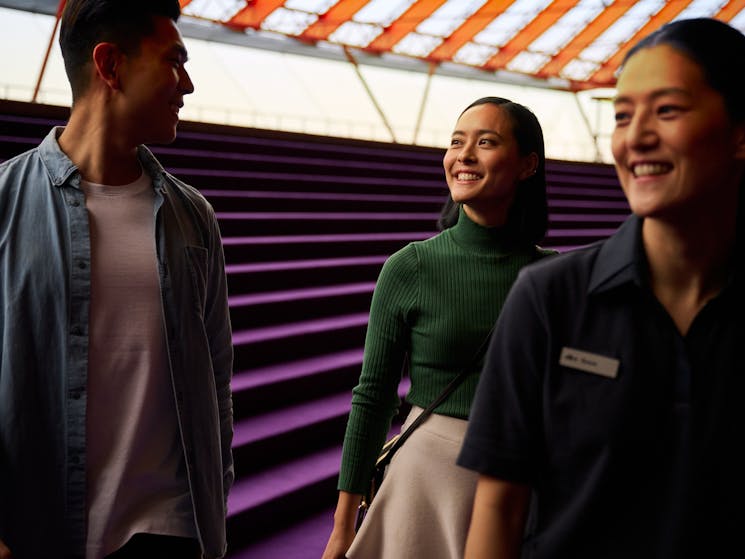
(322, 97, 555, 559)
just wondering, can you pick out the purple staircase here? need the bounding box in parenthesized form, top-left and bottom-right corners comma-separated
(0, 99, 628, 558)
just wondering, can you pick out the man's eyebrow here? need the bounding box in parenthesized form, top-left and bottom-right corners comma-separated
(173, 44, 189, 61)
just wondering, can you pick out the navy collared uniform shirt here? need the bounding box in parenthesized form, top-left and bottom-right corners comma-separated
(459, 215, 745, 558)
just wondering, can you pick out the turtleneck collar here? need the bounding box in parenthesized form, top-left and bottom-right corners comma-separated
(448, 205, 519, 256)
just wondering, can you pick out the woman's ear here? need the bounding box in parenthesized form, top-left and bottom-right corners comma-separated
(519, 152, 539, 181)
(92, 42, 123, 91)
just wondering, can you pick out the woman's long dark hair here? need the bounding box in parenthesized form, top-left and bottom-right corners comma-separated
(437, 97, 549, 246)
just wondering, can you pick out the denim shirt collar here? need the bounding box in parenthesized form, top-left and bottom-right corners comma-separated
(137, 145, 168, 194)
(38, 127, 78, 187)
(38, 126, 168, 193)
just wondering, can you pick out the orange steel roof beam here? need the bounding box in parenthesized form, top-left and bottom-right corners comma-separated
(179, 0, 192, 9)
(428, 0, 517, 61)
(537, 0, 632, 79)
(483, 0, 580, 71)
(366, 0, 449, 52)
(299, 0, 372, 42)
(716, 0, 745, 22)
(590, 0, 693, 86)
(229, 0, 286, 30)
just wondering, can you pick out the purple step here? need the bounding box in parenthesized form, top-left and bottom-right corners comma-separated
(549, 172, 618, 184)
(230, 313, 369, 371)
(222, 231, 433, 247)
(0, 134, 39, 147)
(226, 506, 334, 559)
(228, 380, 411, 514)
(226, 255, 388, 275)
(173, 129, 445, 164)
(166, 167, 444, 188)
(230, 349, 364, 420)
(549, 199, 629, 210)
(216, 211, 439, 221)
(228, 446, 341, 515)
(232, 348, 364, 394)
(546, 159, 616, 172)
(548, 213, 628, 223)
(233, 392, 353, 448)
(151, 145, 443, 175)
(0, 111, 65, 123)
(232, 312, 369, 346)
(201, 189, 445, 204)
(229, 282, 375, 308)
(545, 227, 620, 239)
(547, 184, 626, 198)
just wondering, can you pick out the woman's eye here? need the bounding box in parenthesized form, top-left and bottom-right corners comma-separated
(657, 105, 681, 117)
(614, 111, 631, 125)
(479, 138, 496, 146)
(450, 138, 462, 146)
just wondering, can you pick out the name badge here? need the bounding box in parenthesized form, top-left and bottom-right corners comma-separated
(559, 347, 619, 379)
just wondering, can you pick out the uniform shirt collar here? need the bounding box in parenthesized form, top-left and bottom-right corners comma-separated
(588, 214, 646, 294)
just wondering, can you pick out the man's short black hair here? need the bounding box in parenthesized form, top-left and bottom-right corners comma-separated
(59, 0, 181, 100)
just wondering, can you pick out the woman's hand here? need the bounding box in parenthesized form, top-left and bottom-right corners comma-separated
(321, 491, 363, 559)
(321, 524, 356, 559)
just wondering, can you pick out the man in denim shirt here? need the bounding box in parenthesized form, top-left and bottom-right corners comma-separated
(0, 1, 234, 558)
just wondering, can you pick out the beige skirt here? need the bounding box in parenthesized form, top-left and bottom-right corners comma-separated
(347, 406, 478, 559)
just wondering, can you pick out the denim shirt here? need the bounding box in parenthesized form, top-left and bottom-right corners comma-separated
(0, 128, 234, 559)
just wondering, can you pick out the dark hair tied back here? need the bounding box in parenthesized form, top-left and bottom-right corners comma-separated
(623, 18, 745, 122)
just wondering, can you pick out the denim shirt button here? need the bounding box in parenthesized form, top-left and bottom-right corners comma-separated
(69, 199, 80, 207)
(77, 260, 87, 270)
(70, 455, 80, 465)
(71, 325, 82, 336)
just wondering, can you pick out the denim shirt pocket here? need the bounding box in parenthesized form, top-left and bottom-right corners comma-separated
(184, 245, 208, 317)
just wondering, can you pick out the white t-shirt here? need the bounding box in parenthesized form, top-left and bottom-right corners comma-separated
(81, 171, 196, 559)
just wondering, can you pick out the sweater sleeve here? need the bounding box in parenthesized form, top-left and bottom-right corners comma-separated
(337, 244, 418, 493)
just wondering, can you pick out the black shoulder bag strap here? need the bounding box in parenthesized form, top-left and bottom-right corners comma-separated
(354, 324, 496, 531)
(375, 323, 495, 473)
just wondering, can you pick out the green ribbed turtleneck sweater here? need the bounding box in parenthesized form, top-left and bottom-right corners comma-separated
(338, 208, 554, 493)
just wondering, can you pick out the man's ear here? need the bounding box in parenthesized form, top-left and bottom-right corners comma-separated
(519, 152, 539, 181)
(92, 42, 123, 91)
